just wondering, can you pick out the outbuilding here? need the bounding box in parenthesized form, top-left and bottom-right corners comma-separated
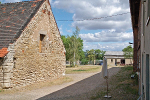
(104, 51, 133, 66)
(0, 0, 66, 88)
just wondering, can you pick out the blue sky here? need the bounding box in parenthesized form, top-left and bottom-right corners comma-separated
(1, 0, 133, 51)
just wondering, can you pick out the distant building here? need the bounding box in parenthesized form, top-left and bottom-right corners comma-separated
(0, 0, 66, 89)
(104, 51, 133, 66)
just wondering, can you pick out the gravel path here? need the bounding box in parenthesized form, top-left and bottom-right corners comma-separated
(0, 67, 121, 100)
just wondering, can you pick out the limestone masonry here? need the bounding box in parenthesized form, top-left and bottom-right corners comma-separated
(0, 0, 66, 88)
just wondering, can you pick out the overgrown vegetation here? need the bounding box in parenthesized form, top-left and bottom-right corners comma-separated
(90, 65, 139, 100)
(66, 65, 102, 74)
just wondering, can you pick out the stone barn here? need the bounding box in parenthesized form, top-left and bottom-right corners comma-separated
(0, 0, 66, 88)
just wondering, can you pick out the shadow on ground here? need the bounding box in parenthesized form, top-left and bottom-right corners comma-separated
(37, 67, 120, 100)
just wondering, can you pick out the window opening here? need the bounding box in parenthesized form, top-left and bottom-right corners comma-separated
(121, 59, 125, 64)
(111, 59, 113, 62)
(39, 34, 45, 53)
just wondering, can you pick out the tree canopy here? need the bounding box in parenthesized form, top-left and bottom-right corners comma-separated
(122, 45, 133, 59)
(61, 27, 105, 66)
(61, 26, 84, 66)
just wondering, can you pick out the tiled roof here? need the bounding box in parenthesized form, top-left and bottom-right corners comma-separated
(0, 0, 45, 57)
(0, 48, 9, 57)
(104, 51, 124, 56)
(0, 0, 45, 49)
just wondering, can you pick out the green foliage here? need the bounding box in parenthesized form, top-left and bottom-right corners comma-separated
(61, 27, 105, 66)
(61, 35, 71, 61)
(80, 58, 88, 65)
(84, 49, 105, 64)
(61, 26, 84, 67)
(87, 49, 95, 62)
(122, 45, 133, 59)
(122, 45, 133, 64)
(95, 49, 105, 60)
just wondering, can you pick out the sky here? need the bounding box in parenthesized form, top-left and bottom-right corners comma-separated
(0, 0, 133, 51)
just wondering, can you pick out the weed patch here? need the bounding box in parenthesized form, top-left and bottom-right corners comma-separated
(66, 65, 102, 74)
(90, 66, 139, 100)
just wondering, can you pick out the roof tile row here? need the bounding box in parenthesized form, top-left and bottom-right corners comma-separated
(0, 0, 45, 57)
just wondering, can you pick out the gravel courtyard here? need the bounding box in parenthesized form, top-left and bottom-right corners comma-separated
(0, 67, 121, 100)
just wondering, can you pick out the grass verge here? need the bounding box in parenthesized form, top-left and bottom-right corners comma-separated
(90, 65, 139, 100)
(66, 65, 102, 74)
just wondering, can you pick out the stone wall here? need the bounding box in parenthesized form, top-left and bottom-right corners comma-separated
(0, 44, 15, 88)
(125, 59, 133, 65)
(1, 0, 66, 88)
(0, 58, 3, 88)
(107, 59, 115, 66)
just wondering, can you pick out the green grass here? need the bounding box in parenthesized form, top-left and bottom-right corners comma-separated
(90, 65, 139, 100)
(66, 65, 102, 74)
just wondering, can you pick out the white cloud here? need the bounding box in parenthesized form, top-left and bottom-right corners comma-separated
(59, 25, 63, 34)
(83, 42, 131, 51)
(52, 0, 131, 31)
(66, 29, 72, 33)
(49, 0, 52, 3)
(79, 30, 133, 42)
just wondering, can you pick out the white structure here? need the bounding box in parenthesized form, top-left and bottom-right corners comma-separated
(104, 51, 133, 66)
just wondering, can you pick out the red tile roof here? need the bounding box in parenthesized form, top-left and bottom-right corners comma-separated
(0, 48, 9, 57)
(0, 0, 45, 49)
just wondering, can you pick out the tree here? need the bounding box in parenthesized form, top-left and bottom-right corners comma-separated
(61, 35, 71, 61)
(87, 49, 95, 64)
(61, 26, 84, 67)
(95, 49, 101, 60)
(87, 49, 105, 60)
(69, 26, 80, 66)
(99, 50, 106, 60)
(122, 45, 133, 64)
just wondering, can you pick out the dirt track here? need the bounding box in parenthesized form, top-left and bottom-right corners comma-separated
(0, 67, 121, 100)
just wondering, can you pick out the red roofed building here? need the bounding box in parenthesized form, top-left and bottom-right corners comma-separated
(0, 0, 66, 89)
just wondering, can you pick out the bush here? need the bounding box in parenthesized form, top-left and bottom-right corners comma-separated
(81, 59, 88, 65)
